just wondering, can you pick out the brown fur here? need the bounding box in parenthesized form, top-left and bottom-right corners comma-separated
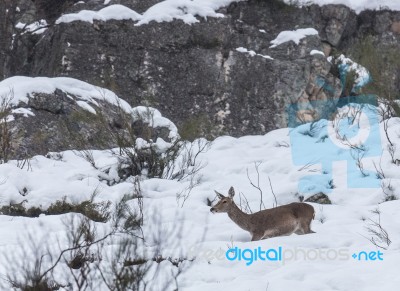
(391, 21, 400, 34)
(210, 187, 315, 241)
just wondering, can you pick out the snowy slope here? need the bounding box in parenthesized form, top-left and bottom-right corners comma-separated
(0, 102, 400, 290)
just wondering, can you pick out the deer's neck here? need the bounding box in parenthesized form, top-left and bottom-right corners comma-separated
(227, 204, 251, 231)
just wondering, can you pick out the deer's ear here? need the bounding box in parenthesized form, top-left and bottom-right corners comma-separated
(214, 190, 226, 199)
(228, 186, 235, 198)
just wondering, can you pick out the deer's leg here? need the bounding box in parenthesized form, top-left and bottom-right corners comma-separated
(299, 220, 315, 234)
(251, 233, 264, 241)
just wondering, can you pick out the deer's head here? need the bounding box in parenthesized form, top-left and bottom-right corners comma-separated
(210, 186, 235, 213)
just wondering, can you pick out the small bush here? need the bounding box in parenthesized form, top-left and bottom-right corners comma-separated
(47, 197, 111, 222)
(2, 192, 188, 291)
(0, 198, 111, 223)
(383, 194, 397, 202)
(349, 36, 400, 104)
(179, 114, 213, 141)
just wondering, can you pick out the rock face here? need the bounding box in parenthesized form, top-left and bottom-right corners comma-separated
(2, 0, 400, 140)
(10, 89, 119, 159)
(0, 77, 177, 159)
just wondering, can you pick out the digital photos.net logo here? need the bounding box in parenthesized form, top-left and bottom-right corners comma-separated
(188, 246, 384, 266)
(225, 246, 384, 266)
(286, 93, 382, 194)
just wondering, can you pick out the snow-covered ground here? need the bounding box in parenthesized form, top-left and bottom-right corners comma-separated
(0, 96, 400, 289)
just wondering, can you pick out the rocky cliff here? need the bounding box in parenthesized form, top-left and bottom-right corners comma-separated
(1, 0, 400, 141)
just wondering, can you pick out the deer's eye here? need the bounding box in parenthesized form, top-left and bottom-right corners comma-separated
(222, 201, 227, 203)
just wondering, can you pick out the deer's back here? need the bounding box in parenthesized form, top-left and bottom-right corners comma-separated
(249, 203, 314, 229)
(281, 202, 314, 219)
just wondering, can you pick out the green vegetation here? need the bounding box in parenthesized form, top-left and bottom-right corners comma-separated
(179, 114, 214, 141)
(341, 68, 358, 97)
(47, 197, 111, 222)
(0, 197, 111, 222)
(349, 36, 400, 115)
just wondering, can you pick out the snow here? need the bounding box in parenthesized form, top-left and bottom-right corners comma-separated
(337, 54, 371, 88)
(270, 28, 319, 48)
(328, 54, 371, 90)
(0, 77, 178, 140)
(11, 108, 35, 117)
(76, 100, 97, 114)
(236, 46, 257, 56)
(4, 1, 400, 287)
(15, 19, 48, 34)
(53, 0, 400, 28)
(136, 0, 240, 25)
(284, 0, 400, 14)
(133, 106, 179, 139)
(236, 47, 274, 60)
(0, 76, 132, 114)
(56, 4, 142, 24)
(56, 0, 244, 26)
(1, 97, 400, 289)
(310, 49, 325, 56)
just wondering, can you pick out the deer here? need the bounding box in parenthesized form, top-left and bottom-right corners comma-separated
(210, 187, 315, 241)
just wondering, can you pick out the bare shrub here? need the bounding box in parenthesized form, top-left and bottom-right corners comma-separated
(364, 208, 391, 250)
(381, 180, 397, 202)
(1, 184, 191, 290)
(246, 162, 266, 211)
(173, 139, 210, 207)
(246, 162, 277, 210)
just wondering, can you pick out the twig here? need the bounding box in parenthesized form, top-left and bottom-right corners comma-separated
(268, 177, 278, 208)
(246, 162, 266, 211)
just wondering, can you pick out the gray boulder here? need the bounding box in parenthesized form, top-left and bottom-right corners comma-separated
(305, 192, 332, 204)
(0, 77, 176, 160)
